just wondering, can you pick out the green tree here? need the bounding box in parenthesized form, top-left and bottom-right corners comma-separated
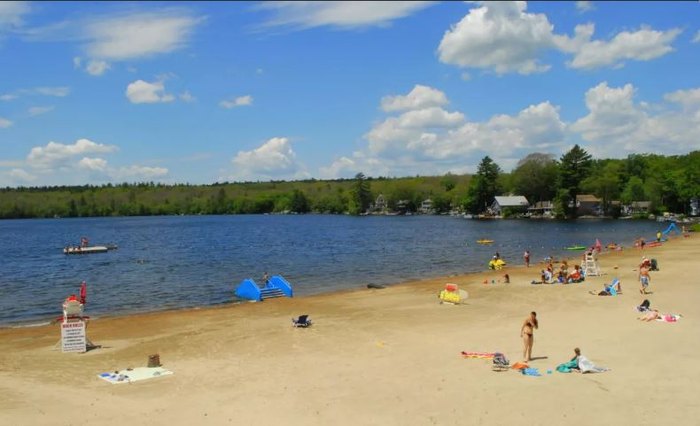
(464, 156, 502, 214)
(349, 173, 372, 215)
(440, 173, 456, 192)
(621, 176, 646, 204)
(583, 161, 622, 216)
(511, 153, 558, 203)
(289, 189, 310, 213)
(558, 145, 593, 218)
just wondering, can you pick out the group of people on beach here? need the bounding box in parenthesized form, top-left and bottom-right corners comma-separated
(533, 258, 585, 285)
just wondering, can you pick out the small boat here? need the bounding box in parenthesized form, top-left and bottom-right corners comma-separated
(476, 239, 494, 244)
(64, 246, 110, 254)
(565, 245, 587, 251)
(64, 237, 117, 255)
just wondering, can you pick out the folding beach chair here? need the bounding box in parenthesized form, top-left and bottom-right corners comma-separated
(292, 315, 312, 328)
(491, 352, 510, 372)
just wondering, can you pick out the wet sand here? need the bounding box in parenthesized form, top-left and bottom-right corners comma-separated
(1, 233, 698, 425)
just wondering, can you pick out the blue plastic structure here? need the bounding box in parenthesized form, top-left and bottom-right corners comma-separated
(234, 275, 293, 301)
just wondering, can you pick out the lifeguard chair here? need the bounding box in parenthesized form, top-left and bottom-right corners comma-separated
(56, 283, 95, 352)
(583, 252, 601, 277)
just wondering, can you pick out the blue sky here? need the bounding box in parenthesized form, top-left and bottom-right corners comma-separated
(1, 1, 699, 187)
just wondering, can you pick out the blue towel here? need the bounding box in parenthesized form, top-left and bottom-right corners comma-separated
(522, 368, 541, 376)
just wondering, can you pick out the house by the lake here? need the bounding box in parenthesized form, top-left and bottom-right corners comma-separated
(490, 196, 530, 216)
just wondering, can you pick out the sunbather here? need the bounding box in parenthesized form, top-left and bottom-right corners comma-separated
(638, 309, 660, 321)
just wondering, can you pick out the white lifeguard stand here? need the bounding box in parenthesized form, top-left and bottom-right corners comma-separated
(56, 299, 95, 353)
(583, 252, 601, 277)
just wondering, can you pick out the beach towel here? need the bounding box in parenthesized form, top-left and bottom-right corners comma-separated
(577, 356, 610, 374)
(657, 314, 681, 323)
(511, 362, 529, 370)
(521, 368, 541, 376)
(461, 351, 495, 359)
(556, 360, 579, 373)
(98, 367, 173, 384)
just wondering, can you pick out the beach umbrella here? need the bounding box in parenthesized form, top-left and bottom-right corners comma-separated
(80, 281, 87, 305)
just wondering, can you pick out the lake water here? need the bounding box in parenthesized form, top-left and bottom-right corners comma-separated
(0, 215, 661, 326)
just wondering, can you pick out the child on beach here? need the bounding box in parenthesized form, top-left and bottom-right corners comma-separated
(523, 250, 530, 268)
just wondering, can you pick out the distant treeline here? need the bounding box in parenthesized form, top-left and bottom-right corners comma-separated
(1, 148, 698, 219)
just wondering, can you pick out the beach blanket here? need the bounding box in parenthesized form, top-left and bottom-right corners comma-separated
(556, 360, 579, 373)
(657, 314, 681, 323)
(98, 367, 173, 384)
(577, 356, 610, 374)
(461, 351, 495, 359)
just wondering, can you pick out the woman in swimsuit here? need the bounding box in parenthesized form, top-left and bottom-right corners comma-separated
(521, 311, 538, 361)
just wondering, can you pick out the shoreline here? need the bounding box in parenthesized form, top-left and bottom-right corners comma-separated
(0, 234, 675, 330)
(1, 233, 698, 425)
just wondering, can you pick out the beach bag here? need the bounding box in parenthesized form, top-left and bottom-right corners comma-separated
(650, 259, 659, 271)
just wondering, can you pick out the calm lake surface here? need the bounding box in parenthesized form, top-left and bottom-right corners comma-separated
(0, 215, 661, 326)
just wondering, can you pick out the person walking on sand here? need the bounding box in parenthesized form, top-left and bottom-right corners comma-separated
(523, 250, 530, 268)
(639, 263, 651, 294)
(520, 311, 538, 361)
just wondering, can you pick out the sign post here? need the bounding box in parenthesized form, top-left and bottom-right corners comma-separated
(61, 320, 86, 353)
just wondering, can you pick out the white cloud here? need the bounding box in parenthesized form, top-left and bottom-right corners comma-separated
(438, 1, 556, 75)
(560, 25, 681, 69)
(693, 30, 700, 43)
(32, 86, 70, 97)
(0, 117, 12, 128)
(219, 95, 253, 109)
(575, 1, 594, 12)
(7, 168, 36, 183)
(179, 91, 195, 102)
(257, 1, 432, 30)
(110, 165, 168, 180)
(229, 137, 308, 181)
(380, 84, 448, 112)
(571, 82, 700, 157)
(78, 157, 108, 171)
(73, 56, 82, 69)
(84, 12, 203, 61)
(125, 79, 175, 104)
(86, 59, 110, 76)
(0, 1, 30, 30)
(664, 88, 700, 109)
(4, 138, 170, 186)
(28, 106, 54, 116)
(320, 84, 567, 179)
(0, 93, 17, 101)
(438, 2, 680, 74)
(27, 138, 118, 169)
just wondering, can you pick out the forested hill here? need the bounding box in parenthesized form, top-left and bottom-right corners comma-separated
(1, 149, 699, 220)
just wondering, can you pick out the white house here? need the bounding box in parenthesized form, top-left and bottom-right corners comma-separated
(420, 198, 434, 214)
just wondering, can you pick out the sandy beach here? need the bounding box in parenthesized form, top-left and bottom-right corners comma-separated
(1, 233, 698, 425)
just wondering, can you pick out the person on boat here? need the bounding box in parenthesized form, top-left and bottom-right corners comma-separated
(81, 237, 89, 248)
(520, 312, 538, 362)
